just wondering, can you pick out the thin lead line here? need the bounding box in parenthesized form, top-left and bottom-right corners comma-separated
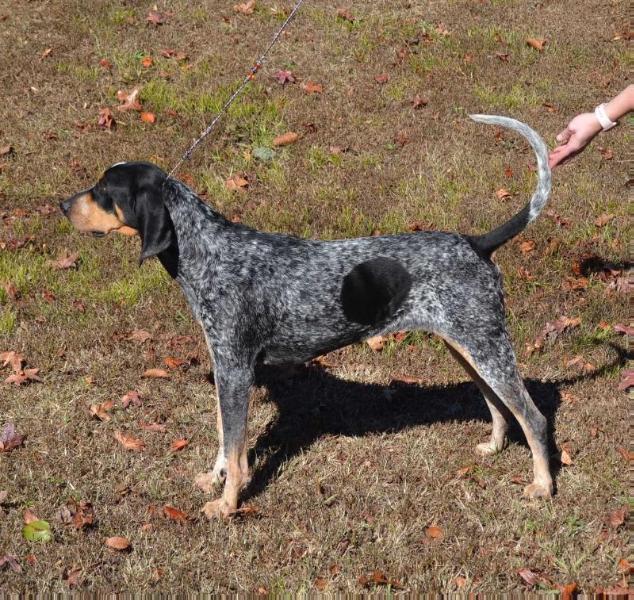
(166, 0, 307, 180)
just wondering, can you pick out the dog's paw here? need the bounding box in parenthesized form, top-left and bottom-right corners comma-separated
(201, 498, 235, 520)
(475, 439, 506, 456)
(523, 481, 553, 499)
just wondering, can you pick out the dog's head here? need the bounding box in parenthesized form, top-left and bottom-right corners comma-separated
(60, 161, 175, 263)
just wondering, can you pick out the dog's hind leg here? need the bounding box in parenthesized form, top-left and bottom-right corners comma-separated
(441, 331, 553, 498)
(202, 352, 253, 519)
(444, 341, 509, 455)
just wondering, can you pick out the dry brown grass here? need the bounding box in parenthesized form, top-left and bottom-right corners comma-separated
(0, 0, 630, 593)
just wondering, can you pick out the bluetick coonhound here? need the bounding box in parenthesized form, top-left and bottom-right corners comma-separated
(61, 115, 553, 518)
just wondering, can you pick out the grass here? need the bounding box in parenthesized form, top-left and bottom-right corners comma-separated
(0, 0, 630, 594)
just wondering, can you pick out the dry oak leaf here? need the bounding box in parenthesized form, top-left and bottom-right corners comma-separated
(163, 505, 188, 522)
(496, 187, 512, 200)
(336, 7, 355, 22)
(526, 37, 546, 51)
(97, 107, 115, 130)
(116, 88, 142, 112)
(233, 0, 255, 14)
(164, 356, 186, 369)
(594, 213, 615, 227)
(142, 368, 170, 379)
(607, 507, 627, 529)
(366, 335, 386, 352)
(374, 73, 389, 84)
(411, 94, 428, 108)
(0, 144, 13, 156)
(70, 500, 95, 529)
(140, 112, 156, 124)
(618, 369, 634, 391)
(139, 421, 167, 433)
(90, 399, 115, 421)
(225, 174, 249, 191)
(273, 132, 299, 147)
(5, 368, 41, 385)
(272, 69, 296, 85)
(301, 80, 323, 94)
(105, 536, 131, 551)
(170, 438, 189, 452)
(519, 240, 536, 254)
(127, 329, 152, 343)
(614, 323, 634, 336)
(121, 390, 142, 408)
(598, 146, 614, 160)
(560, 448, 573, 465)
(141, 55, 153, 68)
(425, 525, 444, 541)
(147, 10, 169, 25)
(114, 431, 145, 451)
(63, 565, 82, 587)
(23, 508, 39, 524)
(0, 423, 25, 452)
(99, 58, 113, 70)
(0, 350, 24, 372)
(50, 251, 79, 270)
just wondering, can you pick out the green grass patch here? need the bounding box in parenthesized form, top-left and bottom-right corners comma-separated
(98, 260, 169, 306)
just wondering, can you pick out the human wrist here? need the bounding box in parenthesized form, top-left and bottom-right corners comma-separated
(594, 104, 617, 131)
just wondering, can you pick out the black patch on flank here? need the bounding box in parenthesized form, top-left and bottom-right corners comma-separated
(341, 257, 412, 326)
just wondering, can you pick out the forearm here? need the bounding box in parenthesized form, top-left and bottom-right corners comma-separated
(604, 84, 634, 122)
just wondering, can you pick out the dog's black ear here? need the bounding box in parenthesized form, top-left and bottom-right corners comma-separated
(135, 188, 175, 264)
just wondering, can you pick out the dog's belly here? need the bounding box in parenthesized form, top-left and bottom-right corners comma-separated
(260, 333, 364, 365)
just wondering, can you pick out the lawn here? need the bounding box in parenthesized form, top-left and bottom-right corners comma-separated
(0, 0, 630, 593)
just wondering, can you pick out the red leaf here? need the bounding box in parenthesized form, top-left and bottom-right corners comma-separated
(140, 112, 156, 124)
(105, 536, 131, 550)
(113, 431, 145, 451)
(121, 390, 142, 408)
(116, 88, 142, 112)
(50, 251, 79, 270)
(301, 80, 323, 94)
(0, 423, 25, 452)
(142, 368, 170, 379)
(163, 505, 188, 522)
(170, 438, 189, 452)
(233, 0, 255, 14)
(97, 108, 115, 130)
(272, 70, 296, 85)
(0, 555, 21, 573)
(147, 10, 169, 25)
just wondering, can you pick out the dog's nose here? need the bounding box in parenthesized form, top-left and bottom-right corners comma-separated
(60, 200, 71, 216)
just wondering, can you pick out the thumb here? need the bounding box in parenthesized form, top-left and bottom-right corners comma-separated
(555, 127, 573, 143)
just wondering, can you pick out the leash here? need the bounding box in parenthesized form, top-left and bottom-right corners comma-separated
(166, 0, 307, 180)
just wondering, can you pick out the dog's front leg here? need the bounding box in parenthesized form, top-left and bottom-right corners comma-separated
(202, 352, 252, 519)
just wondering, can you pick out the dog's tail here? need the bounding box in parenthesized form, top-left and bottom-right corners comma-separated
(468, 114, 551, 256)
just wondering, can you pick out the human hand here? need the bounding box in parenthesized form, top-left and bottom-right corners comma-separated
(548, 112, 603, 168)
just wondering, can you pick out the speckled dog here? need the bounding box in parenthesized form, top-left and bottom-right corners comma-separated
(61, 115, 553, 518)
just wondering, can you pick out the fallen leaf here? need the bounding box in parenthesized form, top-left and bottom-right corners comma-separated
(0, 423, 25, 451)
(121, 390, 142, 408)
(496, 187, 512, 200)
(617, 558, 631, 574)
(63, 565, 82, 587)
(50, 251, 80, 270)
(23, 509, 39, 524)
(273, 131, 299, 147)
(272, 69, 296, 85)
(336, 7, 354, 22)
(561, 391, 579, 404)
(105, 536, 131, 550)
(374, 73, 389, 84)
(504, 166, 514, 178)
(425, 525, 444, 540)
(170, 438, 189, 452)
(526, 37, 546, 51)
(0, 555, 21, 573)
(97, 107, 115, 130)
(301, 80, 323, 94)
(114, 431, 145, 451)
(560, 448, 573, 465)
(163, 505, 188, 522)
(618, 369, 634, 391)
(542, 102, 557, 113)
(0, 145, 13, 156)
(225, 174, 249, 191)
(518, 568, 542, 587)
(412, 94, 428, 108)
(70, 500, 95, 530)
(140, 112, 156, 124)
(614, 323, 634, 336)
(555, 582, 578, 600)
(147, 10, 168, 25)
(495, 52, 510, 61)
(127, 329, 152, 343)
(598, 147, 614, 160)
(519, 240, 536, 254)
(139, 421, 167, 433)
(116, 88, 142, 112)
(594, 213, 615, 227)
(0, 350, 24, 372)
(394, 130, 409, 147)
(233, 0, 255, 14)
(90, 399, 115, 421)
(435, 22, 450, 36)
(99, 58, 113, 70)
(607, 507, 627, 529)
(366, 335, 386, 352)
(141, 55, 153, 68)
(142, 368, 170, 379)
(22, 520, 52, 543)
(314, 577, 327, 590)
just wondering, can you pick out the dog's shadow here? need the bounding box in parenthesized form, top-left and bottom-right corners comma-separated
(242, 343, 627, 501)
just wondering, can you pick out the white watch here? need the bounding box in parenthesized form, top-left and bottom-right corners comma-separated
(594, 104, 617, 131)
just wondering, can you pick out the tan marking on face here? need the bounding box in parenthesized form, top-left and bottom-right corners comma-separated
(66, 192, 124, 234)
(113, 205, 139, 235)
